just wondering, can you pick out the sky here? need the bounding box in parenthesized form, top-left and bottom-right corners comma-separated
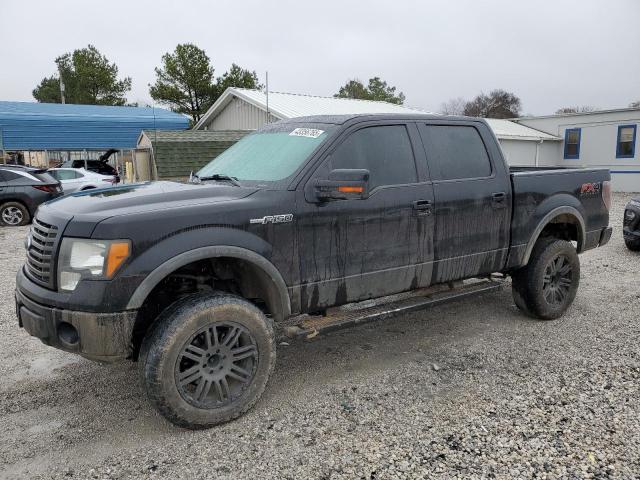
(1, 0, 639, 115)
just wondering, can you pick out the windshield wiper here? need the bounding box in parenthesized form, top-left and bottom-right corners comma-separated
(190, 172, 241, 187)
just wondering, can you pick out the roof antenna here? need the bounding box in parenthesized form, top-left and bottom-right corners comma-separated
(152, 104, 158, 182)
(265, 71, 269, 124)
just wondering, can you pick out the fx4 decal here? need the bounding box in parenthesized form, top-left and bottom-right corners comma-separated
(580, 182, 601, 195)
(250, 214, 294, 225)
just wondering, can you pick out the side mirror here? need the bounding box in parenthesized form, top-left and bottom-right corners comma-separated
(314, 169, 370, 201)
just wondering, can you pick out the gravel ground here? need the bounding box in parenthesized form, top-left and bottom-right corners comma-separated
(0, 193, 638, 479)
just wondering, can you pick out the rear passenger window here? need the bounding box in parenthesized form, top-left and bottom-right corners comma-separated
(53, 170, 78, 180)
(329, 125, 417, 190)
(421, 125, 492, 180)
(0, 170, 21, 181)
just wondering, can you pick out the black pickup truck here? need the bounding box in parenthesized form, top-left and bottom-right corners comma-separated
(15, 114, 612, 428)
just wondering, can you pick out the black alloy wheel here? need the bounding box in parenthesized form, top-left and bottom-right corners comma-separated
(175, 322, 258, 408)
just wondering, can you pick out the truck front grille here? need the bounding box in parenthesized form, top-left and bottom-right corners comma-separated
(25, 218, 59, 287)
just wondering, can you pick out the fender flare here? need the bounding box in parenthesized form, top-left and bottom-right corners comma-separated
(522, 206, 586, 264)
(126, 245, 291, 319)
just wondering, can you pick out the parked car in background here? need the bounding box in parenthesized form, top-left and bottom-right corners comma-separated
(623, 197, 640, 251)
(58, 149, 120, 183)
(0, 165, 62, 226)
(48, 168, 117, 193)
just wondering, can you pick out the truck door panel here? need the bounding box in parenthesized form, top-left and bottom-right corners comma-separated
(294, 123, 435, 312)
(418, 122, 511, 283)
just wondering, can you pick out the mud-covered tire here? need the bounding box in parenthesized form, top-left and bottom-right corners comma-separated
(511, 280, 533, 316)
(625, 238, 640, 251)
(511, 238, 580, 320)
(139, 293, 276, 429)
(0, 201, 30, 226)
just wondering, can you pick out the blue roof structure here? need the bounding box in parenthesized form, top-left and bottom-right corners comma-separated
(0, 101, 189, 150)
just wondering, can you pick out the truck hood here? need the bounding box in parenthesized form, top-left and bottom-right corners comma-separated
(43, 181, 258, 219)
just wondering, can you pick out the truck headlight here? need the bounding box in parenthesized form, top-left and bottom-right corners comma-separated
(58, 238, 131, 292)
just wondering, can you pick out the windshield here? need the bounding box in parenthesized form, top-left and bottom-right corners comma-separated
(197, 123, 335, 185)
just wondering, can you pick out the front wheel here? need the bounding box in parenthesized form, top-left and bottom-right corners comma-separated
(511, 238, 580, 320)
(139, 293, 276, 429)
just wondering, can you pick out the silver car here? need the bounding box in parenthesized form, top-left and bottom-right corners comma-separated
(48, 168, 117, 193)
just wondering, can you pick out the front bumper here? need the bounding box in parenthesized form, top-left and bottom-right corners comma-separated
(623, 203, 640, 241)
(624, 228, 640, 241)
(15, 285, 137, 363)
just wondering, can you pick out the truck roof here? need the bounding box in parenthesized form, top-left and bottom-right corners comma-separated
(278, 113, 478, 125)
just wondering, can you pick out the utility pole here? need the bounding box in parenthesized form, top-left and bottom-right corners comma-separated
(58, 66, 66, 104)
(265, 71, 269, 124)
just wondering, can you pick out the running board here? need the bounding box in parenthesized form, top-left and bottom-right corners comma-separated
(282, 279, 505, 340)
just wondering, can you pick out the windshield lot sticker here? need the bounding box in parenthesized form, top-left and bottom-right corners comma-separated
(289, 128, 324, 138)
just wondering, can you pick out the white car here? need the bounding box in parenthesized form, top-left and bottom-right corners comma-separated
(48, 168, 117, 193)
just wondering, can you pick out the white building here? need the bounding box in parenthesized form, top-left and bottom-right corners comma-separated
(484, 118, 561, 167)
(514, 108, 640, 192)
(193, 87, 428, 131)
(195, 88, 639, 192)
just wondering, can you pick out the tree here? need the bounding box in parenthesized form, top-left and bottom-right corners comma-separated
(334, 80, 370, 101)
(212, 63, 262, 100)
(32, 45, 131, 105)
(32, 77, 62, 104)
(463, 89, 521, 118)
(555, 106, 596, 114)
(150, 44, 263, 124)
(629, 100, 640, 108)
(439, 97, 467, 116)
(334, 76, 405, 104)
(365, 77, 405, 104)
(149, 44, 216, 123)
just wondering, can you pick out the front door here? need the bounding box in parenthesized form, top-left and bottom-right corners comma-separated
(294, 122, 435, 312)
(418, 121, 512, 283)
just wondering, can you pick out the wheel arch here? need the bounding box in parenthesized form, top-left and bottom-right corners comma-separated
(127, 245, 291, 321)
(522, 206, 586, 264)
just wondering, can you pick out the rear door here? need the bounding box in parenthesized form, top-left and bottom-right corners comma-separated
(50, 169, 80, 192)
(0, 170, 8, 200)
(295, 121, 435, 311)
(417, 121, 512, 283)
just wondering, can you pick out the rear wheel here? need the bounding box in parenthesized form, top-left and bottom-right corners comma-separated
(139, 293, 276, 429)
(511, 238, 580, 320)
(0, 202, 30, 226)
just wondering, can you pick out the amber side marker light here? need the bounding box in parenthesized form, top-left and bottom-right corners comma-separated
(338, 186, 364, 193)
(106, 241, 131, 278)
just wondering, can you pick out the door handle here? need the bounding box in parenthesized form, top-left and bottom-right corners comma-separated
(492, 192, 507, 208)
(412, 200, 432, 215)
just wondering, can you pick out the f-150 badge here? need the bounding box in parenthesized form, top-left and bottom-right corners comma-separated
(250, 214, 293, 225)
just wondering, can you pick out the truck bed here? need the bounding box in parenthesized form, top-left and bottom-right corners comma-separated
(507, 166, 611, 268)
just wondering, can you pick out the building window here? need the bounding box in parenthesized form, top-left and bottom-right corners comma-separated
(563, 128, 581, 159)
(616, 125, 637, 159)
